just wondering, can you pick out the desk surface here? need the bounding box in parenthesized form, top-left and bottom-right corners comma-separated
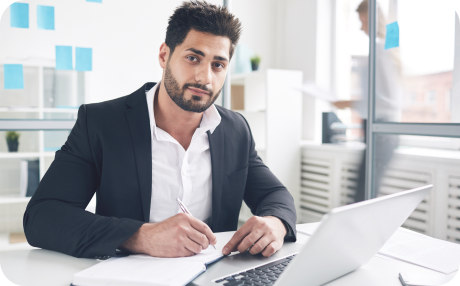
(0, 224, 457, 286)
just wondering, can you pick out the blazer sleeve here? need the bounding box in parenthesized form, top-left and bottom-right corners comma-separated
(23, 104, 144, 258)
(239, 114, 297, 241)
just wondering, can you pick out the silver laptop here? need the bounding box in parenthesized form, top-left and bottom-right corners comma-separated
(191, 185, 432, 286)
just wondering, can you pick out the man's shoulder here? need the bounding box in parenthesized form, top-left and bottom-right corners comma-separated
(215, 105, 247, 127)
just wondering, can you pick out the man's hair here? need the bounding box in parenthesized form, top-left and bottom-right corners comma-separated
(165, 0, 242, 59)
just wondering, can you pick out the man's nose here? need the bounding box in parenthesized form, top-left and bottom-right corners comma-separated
(195, 63, 212, 85)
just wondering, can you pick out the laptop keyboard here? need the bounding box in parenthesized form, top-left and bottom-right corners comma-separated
(214, 254, 296, 286)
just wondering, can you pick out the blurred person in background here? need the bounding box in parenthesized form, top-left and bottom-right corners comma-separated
(333, 0, 402, 202)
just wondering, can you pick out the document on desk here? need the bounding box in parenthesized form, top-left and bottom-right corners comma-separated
(72, 247, 225, 286)
(379, 227, 460, 274)
(296, 224, 460, 274)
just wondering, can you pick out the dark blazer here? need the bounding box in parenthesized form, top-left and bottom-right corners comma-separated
(23, 83, 297, 259)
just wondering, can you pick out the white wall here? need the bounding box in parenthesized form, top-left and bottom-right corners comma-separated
(0, 0, 222, 104)
(231, 0, 334, 142)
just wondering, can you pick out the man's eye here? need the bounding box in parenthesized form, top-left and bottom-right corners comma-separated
(214, 63, 224, 69)
(187, 56, 198, 62)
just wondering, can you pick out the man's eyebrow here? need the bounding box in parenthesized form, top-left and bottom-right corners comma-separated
(214, 55, 228, 62)
(186, 48, 228, 62)
(186, 48, 205, 57)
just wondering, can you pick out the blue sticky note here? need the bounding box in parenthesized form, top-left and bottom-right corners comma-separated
(75, 47, 93, 71)
(4, 64, 24, 89)
(56, 46, 73, 70)
(37, 5, 55, 30)
(385, 22, 399, 50)
(10, 3, 29, 28)
(86, 0, 102, 3)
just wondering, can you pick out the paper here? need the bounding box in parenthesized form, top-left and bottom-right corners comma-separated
(37, 5, 54, 30)
(56, 46, 73, 70)
(73, 256, 205, 286)
(385, 21, 399, 50)
(75, 47, 93, 71)
(3, 64, 24, 89)
(135, 246, 225, 266)
(294, 83, 337, 102)
(86, 0, 103, 3)
(379, 228, 460, 274)
(296, 222, 321, 236)
(10, 2, 29, 28)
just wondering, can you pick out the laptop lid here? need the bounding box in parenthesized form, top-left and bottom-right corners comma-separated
(274, 185, 432, 286)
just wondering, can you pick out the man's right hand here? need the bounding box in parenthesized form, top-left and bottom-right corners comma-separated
(119, 213, 217, 257)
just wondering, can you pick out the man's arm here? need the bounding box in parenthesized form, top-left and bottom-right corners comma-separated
(23, 105, 144, 258)
(223, 114, 297, 257)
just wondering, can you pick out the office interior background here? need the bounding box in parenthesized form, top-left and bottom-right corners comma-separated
(0, 0, 459, 251)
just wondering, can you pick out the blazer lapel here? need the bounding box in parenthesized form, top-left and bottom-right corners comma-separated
(208, 126, 224, 231)
(125, 83, 155, 222)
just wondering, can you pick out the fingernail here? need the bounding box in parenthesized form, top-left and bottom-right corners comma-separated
(223, 247, 228, 254)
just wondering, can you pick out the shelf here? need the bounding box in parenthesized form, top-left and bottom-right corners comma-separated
(0, 196, 31, 205)
(0, 152, 41, 159)
(231, 71, 263, 85)
(0, 107, 79, 113)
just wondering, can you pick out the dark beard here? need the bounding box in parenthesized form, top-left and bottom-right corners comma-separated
(163, 63, 222, 113)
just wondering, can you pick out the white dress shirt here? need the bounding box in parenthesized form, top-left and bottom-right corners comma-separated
(146, 83, 221, 223)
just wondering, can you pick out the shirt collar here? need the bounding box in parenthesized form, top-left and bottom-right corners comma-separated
(146, 82, 221, 140)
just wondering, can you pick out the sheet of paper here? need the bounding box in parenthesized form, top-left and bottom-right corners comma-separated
(385, 21, 400, 50)
(73, 256, 205, 286)
(75, 47, 93, 71)
(37, 5, 55, 30)
(293, 83, 337, 102)
(134, 245, 225, 265)
(379, 228, 460, 274)
(3, 64, 24, 90)
(56, 46, 73, 70)
(296, 222, 321, 236)
(10, 3, 29, 29)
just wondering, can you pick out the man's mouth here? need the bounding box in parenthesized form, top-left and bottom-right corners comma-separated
(187, 86, 210, 96)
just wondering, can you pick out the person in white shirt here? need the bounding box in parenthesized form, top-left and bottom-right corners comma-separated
(24, 0, 296, 260)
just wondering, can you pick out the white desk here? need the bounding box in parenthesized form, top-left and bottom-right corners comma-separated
(0, 224, 457, 286)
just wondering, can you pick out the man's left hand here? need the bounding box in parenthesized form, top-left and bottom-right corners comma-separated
(222, 216, 287, 257)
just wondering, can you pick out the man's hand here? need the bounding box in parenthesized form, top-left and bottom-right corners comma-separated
(222, 216, 287, 257)
(119, 213, 217, 258)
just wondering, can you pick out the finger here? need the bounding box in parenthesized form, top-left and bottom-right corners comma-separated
(223, 219, 254, 255)
(249, 235, 274, 255)
(183, 236, 203, 254)
(237, 228, 263, 253)
(188, 217, 217, 246)
(187, 228, 210, 249)
(261, 240, 282, 257)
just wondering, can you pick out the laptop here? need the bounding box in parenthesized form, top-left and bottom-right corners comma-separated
(191, 184, 432, 286)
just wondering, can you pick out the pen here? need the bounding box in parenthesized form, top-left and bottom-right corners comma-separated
(176, 198, 216, 250)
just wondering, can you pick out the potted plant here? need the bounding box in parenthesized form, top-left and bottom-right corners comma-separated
(6, 131, 20, 152)
(250, 55, 261, 71)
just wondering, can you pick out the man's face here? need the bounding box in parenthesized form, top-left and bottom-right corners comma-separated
(359, 12, 369, 36)
(162, 29, 231, 113)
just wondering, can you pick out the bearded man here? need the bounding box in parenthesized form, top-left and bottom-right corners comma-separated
(24, 0, 296, 259)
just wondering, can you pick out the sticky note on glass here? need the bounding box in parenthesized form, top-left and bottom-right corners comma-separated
(37, 5, 55, 30)
(4, 64, 24, 89)
(86, 0, 102, 3)
(56, 46, 73, 70)
(10, 3, 29, 28)
(76, 47, 92, 71)
(385, 21, 399, 50)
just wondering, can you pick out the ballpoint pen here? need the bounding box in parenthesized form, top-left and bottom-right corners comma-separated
(176, 197, 216, 250)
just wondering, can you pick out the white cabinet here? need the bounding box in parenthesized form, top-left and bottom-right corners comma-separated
(232, 69, 303, 222)
(0, 62, 84, 236)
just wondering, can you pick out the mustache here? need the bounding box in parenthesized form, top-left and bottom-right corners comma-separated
(182, 83, 213, 94)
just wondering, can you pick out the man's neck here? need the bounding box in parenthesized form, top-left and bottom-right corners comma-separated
(154, 81, 203, 150)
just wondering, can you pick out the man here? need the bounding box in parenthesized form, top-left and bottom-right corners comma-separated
(333, 0, 401, 202)
(24, 0, 296, 260)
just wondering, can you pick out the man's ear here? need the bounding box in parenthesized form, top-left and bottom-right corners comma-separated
(159, 43, 170, 69)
